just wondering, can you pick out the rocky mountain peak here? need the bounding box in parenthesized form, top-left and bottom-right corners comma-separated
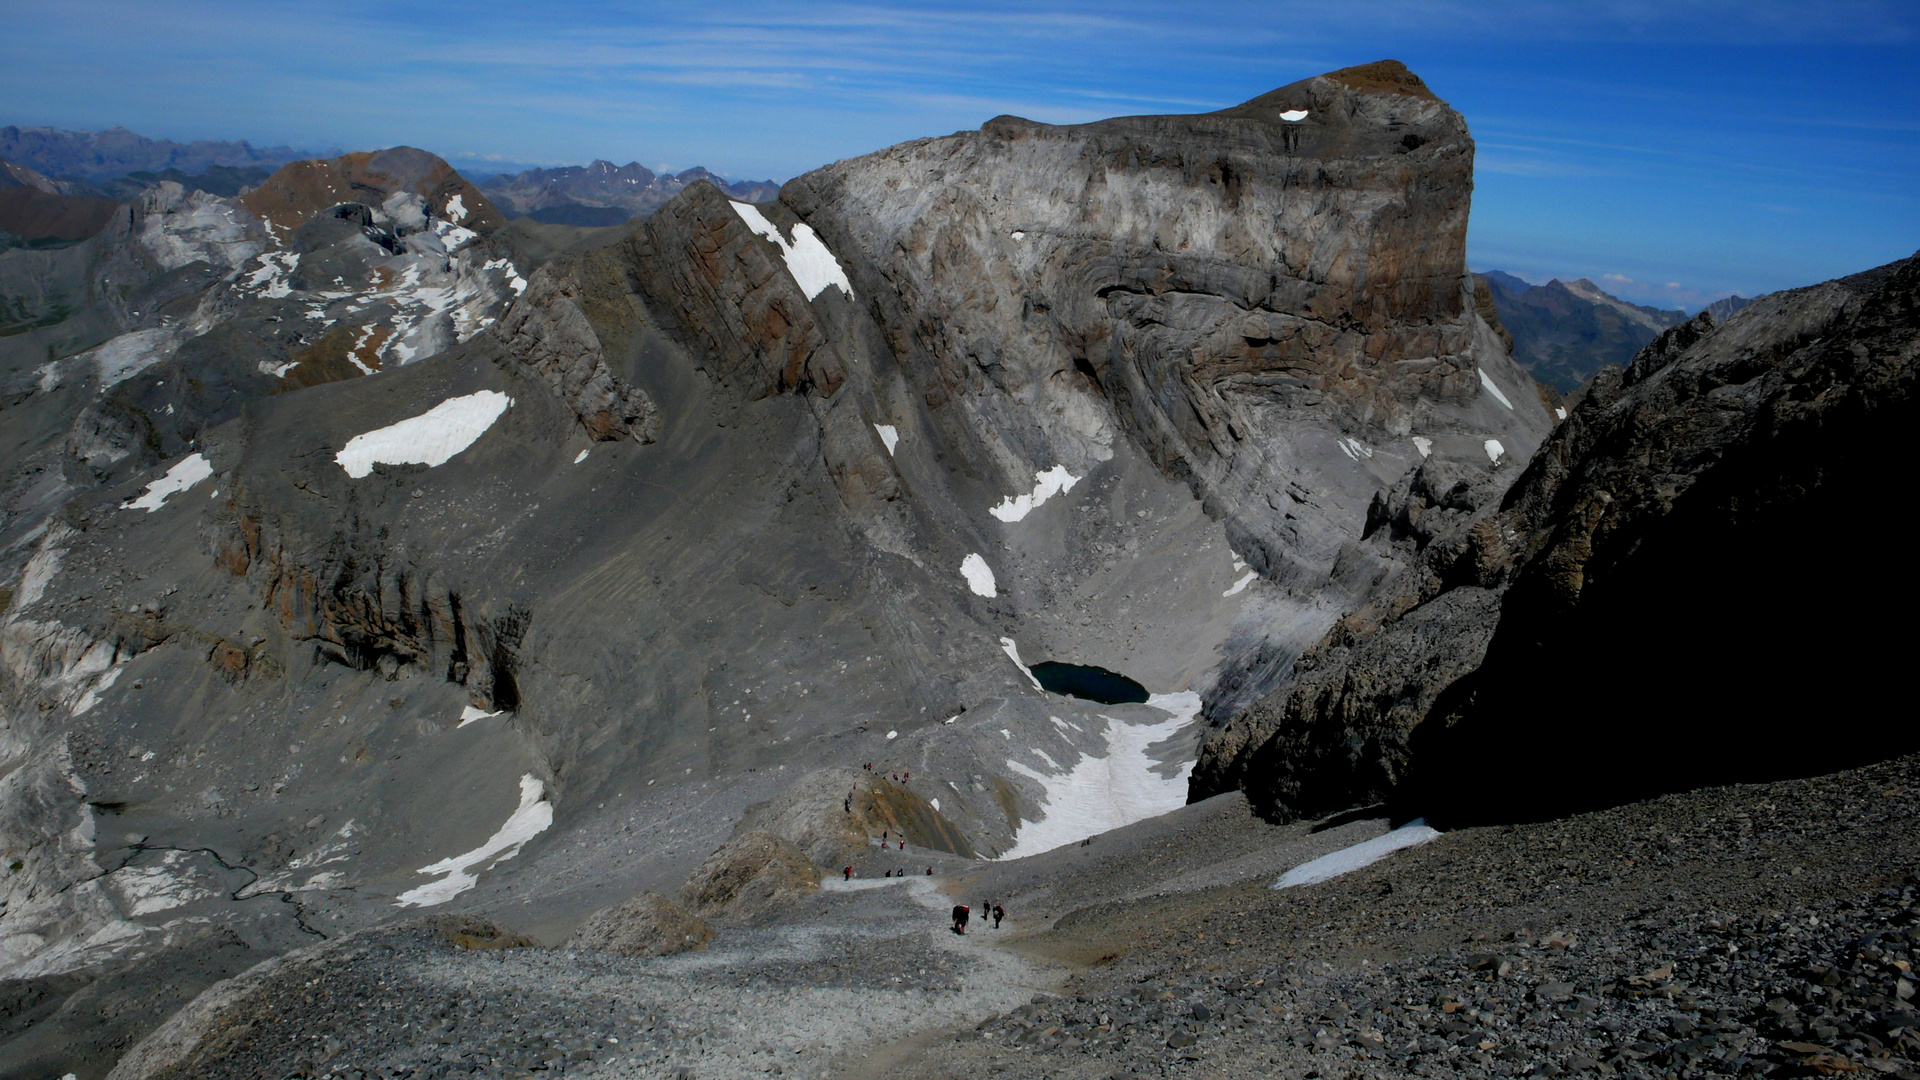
(241, 147, 505, 234)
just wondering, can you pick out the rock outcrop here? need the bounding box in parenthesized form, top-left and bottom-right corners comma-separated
(680, 832, 821, 921)
(1197, 252, 1920, 824)
(567, 892, 713, 957)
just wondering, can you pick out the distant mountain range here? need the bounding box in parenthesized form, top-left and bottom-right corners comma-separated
(0, 125, 323, 182)
(1477, 270, 1756, 392)
(479, 160, 782, 227)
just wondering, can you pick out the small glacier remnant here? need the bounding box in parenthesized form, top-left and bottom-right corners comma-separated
(728, 201, 854, 301)
(999, 690, 1202, 859)
(123, 453, 213, 512)
(1273, 820, 1441, 889)
(1485, 438, 1506, 464)
(989, 464, 1080, 522)
(960, 553, 997, 597)
(873, 423, 900, 456)
(1279, 109, 1310, 122)
(396, 774, 552, 907)
(336, 391, 512, 478)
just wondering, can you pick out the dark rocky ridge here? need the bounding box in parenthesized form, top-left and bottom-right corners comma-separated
(1196, 251, 1920, 825)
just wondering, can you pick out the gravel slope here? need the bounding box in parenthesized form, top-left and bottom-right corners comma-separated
(105, 755, 1919, 1080)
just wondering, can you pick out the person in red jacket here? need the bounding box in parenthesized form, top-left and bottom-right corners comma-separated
(951, 905, 970, 934)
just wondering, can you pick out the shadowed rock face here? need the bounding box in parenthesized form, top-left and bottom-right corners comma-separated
(1196, 252, 1920, 825)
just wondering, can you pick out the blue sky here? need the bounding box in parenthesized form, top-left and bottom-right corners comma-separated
(5, 1, 1915, 309)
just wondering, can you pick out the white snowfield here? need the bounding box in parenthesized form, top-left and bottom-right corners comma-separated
(728, 201, 854, 301)
(1000, 690, 1203, 859)
(1273, 819, 1441, 888)
(396, 774, 553, 907)
(1222, 553, 1256, 597)
(1279, 109, 1310, 122)
(336, 390, 512, 478)
(1485, 438, 1506, 464)
(1478, 367, 1515, 409)
(123, 453, 213, 512)
(873, 423, 900, 456)
(960, 553, 997, 597)
(989, 464, 1080, 522)
(1412, 435, 1434, 458)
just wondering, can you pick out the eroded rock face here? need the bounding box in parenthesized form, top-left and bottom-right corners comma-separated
(492, 262, 659, 442)
(783, 59, 1549, 591)
(1198, 252, 1920, 824)
(680, 832, 820, 921)
(567, 892, 713, 957)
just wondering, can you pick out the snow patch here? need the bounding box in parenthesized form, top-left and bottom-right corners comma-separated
(1556, 407, 1568, 420)
(873, 424, 899, 456)
(1478, 368, 1514, 409)
(1484, 439, 1505, 464)
(1273, 819, 1440, 889)
(395, 774, 552, 907)
(1412, 436, 1433, 458)
(728, 201, 854, 301)
(574, 448, 589, 464)
(960, 553, 997, 597)
(1279, 109, 1310, 122)
(930, 798, 940, 811)
(989, 465, 1080, 522)
(1222, 571, 1257, 597)
(335, 391, 512, 478)
(1010, 230, 1027, 241)
(1337, 437, 1373, 462)
(886, 730, 898, 741)
(998, 637, 1043, 691)
(999, 691, 1201, 859)
(123, 453, 213, 512)
(445, 193, 468, 222)
(458, 705, 503, 727)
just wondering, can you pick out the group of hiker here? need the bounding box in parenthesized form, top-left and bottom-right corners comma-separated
(950, 902, 1005, 934)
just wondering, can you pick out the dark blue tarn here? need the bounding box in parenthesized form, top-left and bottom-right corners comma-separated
(1029, 662, 1150, 705)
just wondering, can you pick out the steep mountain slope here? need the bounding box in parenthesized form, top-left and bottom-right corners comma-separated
(1195, 251, 1920, 825)
(1477, 271, 1687, 391)
(0, 60, 1555, 1074)
(482, 161, 781, 227)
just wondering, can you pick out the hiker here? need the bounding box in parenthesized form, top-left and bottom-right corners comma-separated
(993, 904, 1004, 929)
(844, 866, 852, 881)
(898, 841, 905, 850)
(904, 771, 910, 781)
(952, 905, 970, 934)
(926, 867, 933, 876)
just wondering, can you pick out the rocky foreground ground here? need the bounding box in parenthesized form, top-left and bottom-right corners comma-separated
(87, 754, 1919, 1080)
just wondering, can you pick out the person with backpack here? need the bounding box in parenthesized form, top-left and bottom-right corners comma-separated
(993, 904, 1005, 929)
(951, 905, 970, 934)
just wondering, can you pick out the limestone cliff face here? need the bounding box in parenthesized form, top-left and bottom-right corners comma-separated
(1196, 252, 1920, 824)
(782, 59, 1546, 590)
